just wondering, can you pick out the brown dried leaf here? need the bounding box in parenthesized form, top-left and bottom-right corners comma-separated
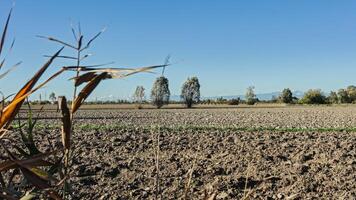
(0, 48, 63, 130)
(71, 72, 107, 113)
(70, 72, 97, 87)
(58, 96, 71, 150)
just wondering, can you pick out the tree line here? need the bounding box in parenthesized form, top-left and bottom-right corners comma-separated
(244, 86, 356, 105)
(46, 80, 356, 107)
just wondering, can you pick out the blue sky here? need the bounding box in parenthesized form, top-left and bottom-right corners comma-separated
(1, 0, 356, 100)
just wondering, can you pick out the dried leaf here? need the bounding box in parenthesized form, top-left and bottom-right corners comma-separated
(64, 66, 129, 73)
(58, 96, 71, 150)
(71, 72, 107, 113)
(70, 72, 97, 87)
(0, 48, 63, 130)
(64, 64, 166, 76)
(0, 68, 64, 137)
(20, 167, 50, 189)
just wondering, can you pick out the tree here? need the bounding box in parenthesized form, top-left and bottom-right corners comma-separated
(133, 86, 145, 103)
(338, 89, 350, 103)
(328, 91, 339, 104)
(181, 77, 200, 108)
(279, 88, 293, 104)
(245, 86, 257, 105)
(133, 86, 145, 108)
(49, 92, 56, 104)
(346, 85, 356, 103)
(151, 76, 170, 108)
(300, 89, 327, 104)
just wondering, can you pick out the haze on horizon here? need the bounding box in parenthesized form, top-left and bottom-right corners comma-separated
(1, 0, 356, 100)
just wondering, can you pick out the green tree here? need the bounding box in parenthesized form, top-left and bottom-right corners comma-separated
(300, 89, 327, 104)
(245, 86, 257, 105)
(338, 89, 350, 103)
(151, 76, 170, 108)
(328, 91, 339, 104)
(181, 77, 200, 108)
(279, 88, 293, 104)
(346, 85, 356, 102)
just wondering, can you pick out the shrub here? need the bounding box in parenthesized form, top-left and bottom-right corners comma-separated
(338, 89, 351, 103)
(228, 98, 240, 105)
(300, 89, 327, 104)
(346, 85, 356, 103)
(151, 76, 170, 108)
(328, 91, 339, 104)
(279, 88, 293, 104)
(245, 86, 258, 105)
(181, 77, 200, 108)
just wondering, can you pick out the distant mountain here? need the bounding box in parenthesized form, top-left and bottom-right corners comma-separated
(171, 91, 304, 101)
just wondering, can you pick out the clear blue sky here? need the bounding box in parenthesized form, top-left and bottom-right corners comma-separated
(1, 0, 356, 100)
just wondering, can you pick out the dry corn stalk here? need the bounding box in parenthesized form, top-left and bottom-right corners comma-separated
(58, 96, 71, 150)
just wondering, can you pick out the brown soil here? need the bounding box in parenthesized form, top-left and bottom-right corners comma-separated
(68, 128, 355, 199)
(3, 107, 356, 199)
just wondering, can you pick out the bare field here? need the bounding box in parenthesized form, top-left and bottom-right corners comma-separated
(12, 106, 356, 199)
(27, 105, 356, 129)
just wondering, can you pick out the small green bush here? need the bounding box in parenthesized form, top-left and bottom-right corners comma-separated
(300, 89, 327, 104)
